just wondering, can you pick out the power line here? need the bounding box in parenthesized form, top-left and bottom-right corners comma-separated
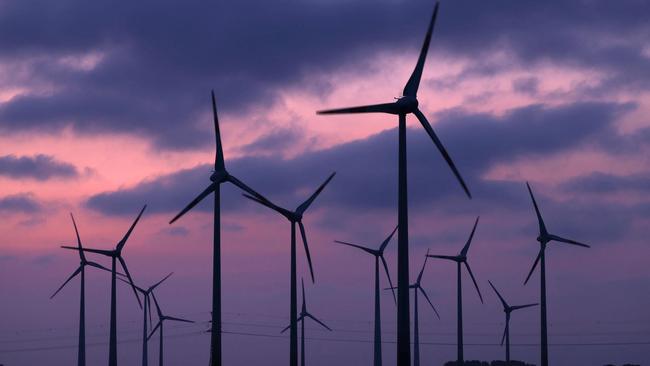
(2, 325, 649, 354)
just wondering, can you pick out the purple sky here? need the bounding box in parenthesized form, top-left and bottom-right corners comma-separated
(1, 0, 650, 365)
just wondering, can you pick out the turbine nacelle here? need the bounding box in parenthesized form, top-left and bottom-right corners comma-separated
(209, 170, 226, 183)
(394, 96, 419, 113)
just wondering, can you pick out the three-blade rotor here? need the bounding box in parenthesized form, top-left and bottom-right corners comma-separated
(427, 217, 483, 303)
(316, 1, 471, 199)
(334, 225, 398, 302)
(242, 172, 336, 283)
(61, 206, 147, 308)
(524, 183, 590, 284)
(169, 91, 266, 225)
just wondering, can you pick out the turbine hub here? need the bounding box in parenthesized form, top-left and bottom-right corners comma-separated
(210, 170, 227, 183)
(395, 96, 418, 113)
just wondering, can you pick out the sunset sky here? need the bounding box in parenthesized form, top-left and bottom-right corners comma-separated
(1, 0, 649, 365)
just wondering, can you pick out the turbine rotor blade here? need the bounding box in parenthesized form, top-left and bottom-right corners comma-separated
(117, 205, 147, 251)
(460, 216, 480, 257)
(464, 262, 483, 303)
(526, 182, 547, 235)
(70, 213, 86, 262)
(148, 321, 162, 340)
(379, 225, 398, 253)
(547, 234, 590, 248)
(426, 254, 458, 261)
(380, 255, 396, 304)
(416, 250, 430, 284)
(413, 108, 471, 198)
(50, 266, 82, 299)
(511, 303, 539, 311)
(333, 240, 376, 255)
(165, 315, 194, 323)
(150, 272, 174, 292)
(418, 287, 440, 319)
(169, 183, 216, 224)
(117, 277, 145, 294)
(306, 313, 332, 331)
(487, 280, 509, 310)
(317, 103, 399, 115)
(298, 222, 315, 283)
(151, 291, 163, 318)
(524, 249, 543, 285)
(211, 90, 226, 172)
(86, 261, 113, 274)
(296, 172, 336, 215)
(118, 256, 142, 309)
(227, 174, 267, 201)
(403, 1, 440, 97)
(241, 193, 283, 215)
(61, 246, 114, 256)
(501, 321, 508, 346)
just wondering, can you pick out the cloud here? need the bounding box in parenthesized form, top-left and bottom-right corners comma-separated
(0, 193, 42, 213)
(0, 0, 647, 149)
(562, 171, 650, 194)
(0, 154, 78, 180)
(85, 100, 632, 216)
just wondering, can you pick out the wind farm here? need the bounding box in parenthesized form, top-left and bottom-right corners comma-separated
(1, 0, 647, 366)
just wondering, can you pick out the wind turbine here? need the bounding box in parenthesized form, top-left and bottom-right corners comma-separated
(316, 3, 470, 363)
(169, 91, 266, 366)
(148, 292, 194, 366)
(50, 213, 112, 366)
(120, 273, 173, 366)
(334, 226, 397, 366)
(404, 252, 440, 366)
(523, 182, 590, 366)
(62, 205, 145, 366)
(427, 217, 482, 365)
(487, 280, 537, 366)
(281, 279, 332, 366)
(242, 172, 335, 366)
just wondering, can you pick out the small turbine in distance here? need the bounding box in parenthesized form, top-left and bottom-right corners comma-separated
(50, 213, 113, 366)
(487, 280, 537, 366)
(524, 182, 589, 366)
(281, 279, 332, 366)
(243, 172, 335, 366)
(148, 291, 194, 366)
(62, 205, 146, 366)
(334, 225, 397, 366)
(427, 217, 482, 365)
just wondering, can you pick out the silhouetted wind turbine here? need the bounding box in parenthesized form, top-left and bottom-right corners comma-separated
(334, 226, 397, 366)
(523, 182, 590, 366)
(63, 205, 145, 366)
(50, 213, 112, 366)
(281, 279, 332, 366)
(317, 3, 470, 363)
(121, 273, 173, 366)
(169, 91, 266, 366)
(487, 280, 537, 366)
(401, 252, 440, 366)
(148, 292, 194, 366)
(242, 172, 335, 366)
(427, 217, 482, 365)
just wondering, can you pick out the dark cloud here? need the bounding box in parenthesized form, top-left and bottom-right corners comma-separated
(240, 127, 305, 156)
(85, 101, 632, 218)
(562, 171, 650, 194)
(0, 193, 42, 213)
(512, 77, 540, 95)
(0, 154, 78, 180)
(0, 0, 647, 149)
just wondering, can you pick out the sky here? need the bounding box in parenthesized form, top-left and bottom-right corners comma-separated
(1, 0, 649, 365)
